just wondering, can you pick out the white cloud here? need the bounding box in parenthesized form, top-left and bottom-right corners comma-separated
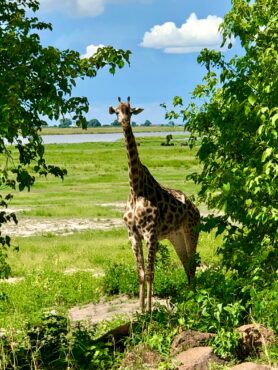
(39, 0, 151, 17)
(140, 13, 224, 54)
(81, 44, 105, 59)
(40, 0, 106, 17)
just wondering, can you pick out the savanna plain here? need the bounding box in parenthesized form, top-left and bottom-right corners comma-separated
(0, 134, 219, 329)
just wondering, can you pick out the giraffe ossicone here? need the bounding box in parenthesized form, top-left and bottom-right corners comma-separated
(109, 97, 200, 312)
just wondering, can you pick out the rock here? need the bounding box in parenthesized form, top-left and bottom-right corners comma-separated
(230, 362, 276, 370)
(94, 322, 132, 352)
(171, 330, 216, 355)
(97, 322, 131, 343)
(173, 346, 222, 370)
(237, 324, 276, 357)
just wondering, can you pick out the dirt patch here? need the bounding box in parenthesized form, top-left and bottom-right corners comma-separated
(1, 203, 213, 238)
(1, 217, 124, 237)
(69, 295, 168, 325)
(0, 277, 24, 284)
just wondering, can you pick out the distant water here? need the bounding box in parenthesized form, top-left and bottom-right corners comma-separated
(41, 131, 189, 144)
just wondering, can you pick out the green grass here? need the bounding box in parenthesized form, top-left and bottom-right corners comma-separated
(7, 229, 220, 277)
(1, 228, 221, 329)
(0, 135, 222, 330)
(0, 271, 100, 328)
(7, 136, 199, 218)
(8, 229, 133, 275)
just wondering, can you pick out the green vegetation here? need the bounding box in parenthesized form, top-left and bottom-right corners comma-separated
(169, 0, 278, 286)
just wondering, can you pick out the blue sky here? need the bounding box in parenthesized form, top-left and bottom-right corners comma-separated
(37, 0, 235, 125)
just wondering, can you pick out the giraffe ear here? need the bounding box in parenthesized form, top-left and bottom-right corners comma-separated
(131, 107, 144, 115)
(109, 106, 116, 114)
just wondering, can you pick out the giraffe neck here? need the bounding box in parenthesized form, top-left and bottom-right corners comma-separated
(123, 124, 142, 194)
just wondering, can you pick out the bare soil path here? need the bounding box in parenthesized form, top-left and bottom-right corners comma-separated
(2, 217, 124, 237)
(69, 295, 168, 324)
(2, 204, 126, 237)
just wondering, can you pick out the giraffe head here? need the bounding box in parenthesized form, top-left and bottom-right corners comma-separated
(109, 97, 144, 127)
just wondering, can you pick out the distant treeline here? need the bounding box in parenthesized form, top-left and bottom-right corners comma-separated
(53, 118, 178, 128)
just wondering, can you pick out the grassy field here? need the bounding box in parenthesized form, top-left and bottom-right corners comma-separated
(7, 135, 198, 218)
(42, 125, 185, 135)
(0, 134, 221, 329)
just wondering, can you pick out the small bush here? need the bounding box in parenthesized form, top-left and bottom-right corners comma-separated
(250, 278, 278, 334)
(175, 289, 245, 333)
(0, 255, 11, 279)
(103, 263, 138, 296)
(212, 328, 240, 360)
(103, 244, 188, 300)
(0, 312, 120, 369)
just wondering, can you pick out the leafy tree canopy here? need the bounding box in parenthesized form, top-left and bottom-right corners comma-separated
(142, 120, 152, 127)
(59, 118, 73, 128)
(88, 119, 101, 127)
(111, 119, 120, 127)
(0, 0, 130, 276)
(167, 0, 278, 283)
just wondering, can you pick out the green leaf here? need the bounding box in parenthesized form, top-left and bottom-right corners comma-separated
(245, 199, 252, 207)
(271, 113, 278, 126)
(173, 96, 183, 107)
(261, 148, 273, 162)
(222, 183, 231, 193)
(248, 94, 256, 106)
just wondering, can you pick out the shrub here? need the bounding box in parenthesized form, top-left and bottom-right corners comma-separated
(0, 312, 120, 369)
(103, 263, 138, 296)
(250, 277, 278, 334)
(103, 244, 188, 300)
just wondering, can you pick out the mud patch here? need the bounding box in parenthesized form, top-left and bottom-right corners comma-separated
(1, 217, 124, 237)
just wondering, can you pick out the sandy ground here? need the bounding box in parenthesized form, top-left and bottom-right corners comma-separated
(1, 204, 126, 237)
(1, 217, 125, 237)
(69, 295, 168, 324)
(1, 203, 211, 238)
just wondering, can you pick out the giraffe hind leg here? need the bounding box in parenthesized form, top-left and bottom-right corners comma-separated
(168, 230, 191, 283)
(181, 224, 199, 283)
(183, 219, 200, 282)
(168, 224, 198, 284)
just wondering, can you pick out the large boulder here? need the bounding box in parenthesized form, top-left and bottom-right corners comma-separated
(236, 324, 276, 357)
(230, 362, 277, 370)
(173, 346, 223, 370)
(171, 330, 216, 355)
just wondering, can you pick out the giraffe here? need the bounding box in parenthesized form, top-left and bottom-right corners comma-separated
(109, 97, 200, 312)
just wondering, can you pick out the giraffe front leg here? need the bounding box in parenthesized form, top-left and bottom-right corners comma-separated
(129, 231, 145, 312)
(146, 238, 157, 312)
